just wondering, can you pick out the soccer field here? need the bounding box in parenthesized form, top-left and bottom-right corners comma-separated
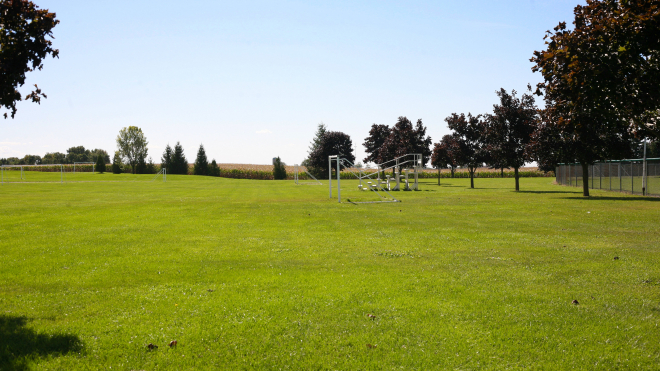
(1, 175, 659, 370)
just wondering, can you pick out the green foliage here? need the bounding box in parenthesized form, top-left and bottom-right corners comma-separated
(0, 177, 658, 369)
(161, 144, 173, 174)
(209, 159, 220, 177)
(111, 151, 122, 174)
(272, 157, 287, 180)
(170, 142, 188, 175)
(193, 144, 209, 176)
(307, 130, 355, 178)
(95, 155, 106, 173)
(0, 0, 59, 119)
(116, 126, 149, 174)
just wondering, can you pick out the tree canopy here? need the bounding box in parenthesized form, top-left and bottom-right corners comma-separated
(364, 117, 432, 169)
(531, 0, 660, 195)
(116, 126, 149, 174)
(484, 87, 538, 191)
(170, 142, 188, 175)
(445, 113, 487, 189)
(0, 0, 59, 118)
(432, 134, 462, 178)
(307, 131, 355, 177)
(193, 144, 209, 176)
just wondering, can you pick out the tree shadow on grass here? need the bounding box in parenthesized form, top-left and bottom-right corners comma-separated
(0, 315, 83, 371)
(518, 190, 580, 194)
(562, 196, 660, 202)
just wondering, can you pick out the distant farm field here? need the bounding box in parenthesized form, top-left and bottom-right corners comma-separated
(1, 175, 659, 370)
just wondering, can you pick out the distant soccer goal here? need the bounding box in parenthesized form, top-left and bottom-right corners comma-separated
(294, 164, 322, 185)
(1, 164, 64, 184)
(151, 168, 167, 182)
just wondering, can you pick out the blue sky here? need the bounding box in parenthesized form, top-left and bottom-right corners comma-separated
(1, 0, 583, 164)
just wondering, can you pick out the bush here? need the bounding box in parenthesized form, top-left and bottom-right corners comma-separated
(273, 157, 287, 180)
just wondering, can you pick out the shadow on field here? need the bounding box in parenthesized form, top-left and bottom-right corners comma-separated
(0, 315, 83, 370)
(563, 196, 660, 202)
(518, 190, 580, 194)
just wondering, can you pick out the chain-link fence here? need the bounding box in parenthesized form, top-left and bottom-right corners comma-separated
(556, 159, 660, 196)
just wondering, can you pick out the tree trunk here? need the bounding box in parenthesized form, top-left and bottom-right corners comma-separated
(514, 167, 519, 191)
(581, 162, 590, 197)
(501, 167, 504, 178)
(451, 167, 455, 178)
(470, 168, 475, 188)
(437, 168, 440, 185)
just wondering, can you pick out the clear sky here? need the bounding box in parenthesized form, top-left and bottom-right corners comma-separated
(1, 0, 584, 165)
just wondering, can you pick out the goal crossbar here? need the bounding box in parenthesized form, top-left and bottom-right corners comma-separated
(1, 164, 65, 184)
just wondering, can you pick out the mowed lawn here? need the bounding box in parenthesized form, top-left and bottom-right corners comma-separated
(1, 174, 659, 370)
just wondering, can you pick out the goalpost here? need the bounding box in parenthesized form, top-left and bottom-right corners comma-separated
(151, 168, 167, 182)
(294, 164, 322, 185)
(1, 164, 64, 184)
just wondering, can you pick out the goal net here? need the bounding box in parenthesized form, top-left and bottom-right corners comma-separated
(294, 164, 322, 185)
(1, 164, 65, 183)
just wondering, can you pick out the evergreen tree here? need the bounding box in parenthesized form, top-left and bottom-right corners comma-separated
(161, 144, 173, 174)
(95, 154, 106, 173)
(193, 144, 209, 175)
(210, 159, 221, 177)
(307, 123, 327, 156)
(171, 142, 188, 175)
(273, 157, 287, 180)
(112, 151, 122, 174)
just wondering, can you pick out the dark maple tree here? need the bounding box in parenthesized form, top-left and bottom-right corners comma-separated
(445, 113, 487, 189)
(378, 117, 432, 173)
(1, 0, 59, 118)
(484, 87, 539, 191)
(431, 134, 462, 183)
(531, 0, 660, 196)
(362, 123, 390, 165)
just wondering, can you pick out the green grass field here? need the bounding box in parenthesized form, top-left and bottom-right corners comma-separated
(1, 174, 659, 370)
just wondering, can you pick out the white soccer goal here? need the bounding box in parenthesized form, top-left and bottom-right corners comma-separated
(151, 168, 167, 182)
(1, 164, 64, 184)
(73, 162, 95, 173)
(294, 164, 322, 185)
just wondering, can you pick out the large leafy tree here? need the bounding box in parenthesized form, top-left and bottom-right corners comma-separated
(193, 144, 209, 176)
(379, 117, 432, 173)
(445, 113, 487, 189)
(1, 0, 59, 118)
(116, 126, 149, 174)
(484, 87, 538, 191)
(307, 131, 355, 178)
(362, 123, 391, 165)
(531, 0, 660, 196)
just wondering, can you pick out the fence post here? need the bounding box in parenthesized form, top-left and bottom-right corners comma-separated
(619, 163, 622, 192)
(631, 162, 634, 194)
(642, 140, 647, 196)
(609, 162, 611, 190)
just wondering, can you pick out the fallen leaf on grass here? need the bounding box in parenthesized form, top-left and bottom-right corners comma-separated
(147, 343, 158, 350)
(366, 344, 377, 349)
(169, 340, 178, 348)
